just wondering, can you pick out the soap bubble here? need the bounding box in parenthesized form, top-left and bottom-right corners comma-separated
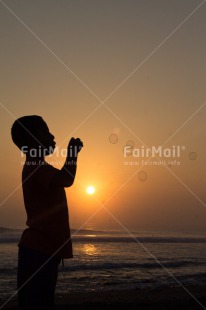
(126, 140, 135, 147)
(123, 140, 135, 156)
(109, 134, 118, 144)
(189, 152, 197, 160)
(138, 170, 148, 182)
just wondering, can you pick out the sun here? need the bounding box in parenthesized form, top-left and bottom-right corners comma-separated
(86, 186, 95, 195)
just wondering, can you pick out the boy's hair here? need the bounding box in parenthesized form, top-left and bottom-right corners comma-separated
(11, 115, 44, 153)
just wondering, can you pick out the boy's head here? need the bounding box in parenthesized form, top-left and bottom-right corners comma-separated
(11, 115, 55, 155)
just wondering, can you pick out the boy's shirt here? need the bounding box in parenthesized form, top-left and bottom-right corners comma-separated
(19, 161, 73, 259)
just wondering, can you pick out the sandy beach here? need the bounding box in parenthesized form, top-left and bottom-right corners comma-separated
(2, 285, 206, 309)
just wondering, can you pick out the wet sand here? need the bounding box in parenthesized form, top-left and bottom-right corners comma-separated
(2, 285, 206, 309)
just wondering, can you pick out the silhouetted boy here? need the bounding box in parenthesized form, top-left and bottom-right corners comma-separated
(11, 115, 83, 310)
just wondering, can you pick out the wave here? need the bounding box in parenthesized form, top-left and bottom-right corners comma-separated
(0, 227, 23, 233)
(72, 236, 206, 243)
(0, 227, 113, 235)
(0, 268, 17, 275)
(1, 227, 206, 244)
(0, 238, 20, 243)
(60, 260, 206, 272)
(1, 235, 206, 244)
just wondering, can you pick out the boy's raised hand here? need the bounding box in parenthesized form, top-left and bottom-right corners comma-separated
(68, 137, 83, 157)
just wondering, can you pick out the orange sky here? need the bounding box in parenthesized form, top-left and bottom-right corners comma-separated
(0, 0, 206, 232)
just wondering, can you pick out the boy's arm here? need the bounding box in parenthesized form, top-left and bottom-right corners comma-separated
(51, 137, 83, 187)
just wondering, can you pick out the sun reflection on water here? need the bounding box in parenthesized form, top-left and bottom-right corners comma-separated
(83, 244, 98, 256)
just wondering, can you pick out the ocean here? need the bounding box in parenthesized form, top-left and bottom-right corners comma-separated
(0, 228, 206, 303)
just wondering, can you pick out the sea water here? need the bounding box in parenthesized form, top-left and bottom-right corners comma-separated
(0, 228, 206, 302)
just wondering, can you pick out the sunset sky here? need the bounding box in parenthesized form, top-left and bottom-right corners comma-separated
(1, 0, 206, 233)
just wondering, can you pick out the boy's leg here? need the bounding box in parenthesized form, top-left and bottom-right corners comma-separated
(17, 246, 60, 310)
